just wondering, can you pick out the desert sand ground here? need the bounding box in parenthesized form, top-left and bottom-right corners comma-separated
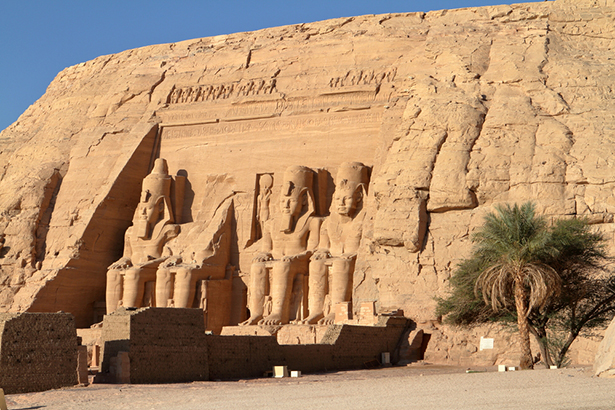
(5, 365, 615, 410)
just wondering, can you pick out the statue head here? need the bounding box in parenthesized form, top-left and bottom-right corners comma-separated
(259, 174, 273, 195)
(135, 158, 174, 239)
(279, 165, 315, 233)
(333, 162, 369, 218)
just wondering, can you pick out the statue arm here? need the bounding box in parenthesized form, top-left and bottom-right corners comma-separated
(284, 218, 323, 262)
(307, 217, 323, 251)
(340, 252, 358, 260)
(282, 250, 311, 262)
(108, 229, 133, 269)
(312, 219, 330, 260)
(160, 255, 182, 268)
(253, 222, 273, 262)
(122, 228, 133, 258)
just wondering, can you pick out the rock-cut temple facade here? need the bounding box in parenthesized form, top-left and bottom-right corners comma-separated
(1, 0, 615, 365)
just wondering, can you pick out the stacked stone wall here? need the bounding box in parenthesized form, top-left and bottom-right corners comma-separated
(99, 307, 208, 383)
(0, 313, 77, 393)
(100, 308, 409, 382)
(206, 335, 284, 380)
(129, 308, 208, 383)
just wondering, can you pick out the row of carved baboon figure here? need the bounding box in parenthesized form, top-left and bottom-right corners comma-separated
(105, 159, 370, 327)
(328, 68, 397, 88)
(168, 78, 278, 104)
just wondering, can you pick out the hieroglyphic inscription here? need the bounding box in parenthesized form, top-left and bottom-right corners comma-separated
(329, 68, 397, 88)
(168, 78, 277, 104)
(161, 111, 383, 140)
(161, 90, 387, 126)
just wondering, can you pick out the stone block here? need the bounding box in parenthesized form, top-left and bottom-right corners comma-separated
(359, 301, 377, 325)
(381, 352, 391, 364)
(274, 366, 288, 378)
(77, 346, 89, 385)
(92, 344, 100, 367)
(335, 302, 352, 324)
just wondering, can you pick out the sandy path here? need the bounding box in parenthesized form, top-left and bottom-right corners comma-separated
(5, 365, 615, 410)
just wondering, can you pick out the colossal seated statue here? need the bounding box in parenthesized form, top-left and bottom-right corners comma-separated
(241, 165, 320, 326)
(303, 162, 369, 325)
(105, 158, 180, 313)
(155, 198, 233, 310)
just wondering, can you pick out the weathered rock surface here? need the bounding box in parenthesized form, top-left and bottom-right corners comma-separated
(594, 315, 615, 376)
(0, 0, 615, 364)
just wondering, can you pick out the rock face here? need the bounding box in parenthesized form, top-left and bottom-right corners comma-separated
(1, 0, 615, 357)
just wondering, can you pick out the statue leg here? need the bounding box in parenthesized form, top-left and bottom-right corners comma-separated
(155, 267, 173, 307)
(319, 258, 354, 325)
(174, 267, 197, 308)
(240, 262, 267, 325)
(106, 269, 123, 314)
(260, 260, 294, 325)
(122, 267, 145, 308)
(303, 259, 327, 324)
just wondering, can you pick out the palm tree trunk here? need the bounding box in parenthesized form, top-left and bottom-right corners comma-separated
(529, 325, 553, 368)
(514, 277, 534, 369)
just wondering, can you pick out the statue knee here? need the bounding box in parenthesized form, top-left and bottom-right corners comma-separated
(124, 268, 141, 283)
(175, 268, 192, 283)
(156, 268, 171, 281)
(309, 259, 326, 274)
(107, 269, 121, 285)
(332, 258, 351, 273)
(251, 261, 267, 272)
(275, 260, 293, 272)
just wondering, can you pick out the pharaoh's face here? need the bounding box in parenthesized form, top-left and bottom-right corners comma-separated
(138, 190, 163, 226)
(139, 202, 156, 224)
(279, 181, 304, 217)
(334, 187, 362, 217)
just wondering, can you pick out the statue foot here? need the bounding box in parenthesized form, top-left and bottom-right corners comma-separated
(301, 312, 324, 324)
(318, 313, 336, 325)
(239, 316, 262, 326)
(259, 314, 283, 326)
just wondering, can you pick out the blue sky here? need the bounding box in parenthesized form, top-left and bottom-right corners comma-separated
(0, 0, 546, 131)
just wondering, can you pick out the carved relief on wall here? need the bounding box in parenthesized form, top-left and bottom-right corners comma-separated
(248, 173, 274, 246)
(168, 78, 278, 105)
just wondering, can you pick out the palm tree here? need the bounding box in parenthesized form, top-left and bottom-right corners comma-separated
(473, 203, 562, 369)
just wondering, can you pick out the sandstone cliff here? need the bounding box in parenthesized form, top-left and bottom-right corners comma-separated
(1, 0, 615, 329)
